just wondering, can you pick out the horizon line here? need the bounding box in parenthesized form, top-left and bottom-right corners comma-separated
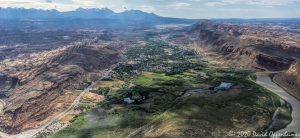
(1, 7, 300, 20)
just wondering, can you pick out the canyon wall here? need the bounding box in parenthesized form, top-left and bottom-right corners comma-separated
(190, 21, 300, 71)
(274, 61, 300, 100)
(0, 42, 125, 134)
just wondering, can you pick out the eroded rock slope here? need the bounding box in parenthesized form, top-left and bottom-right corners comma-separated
(0, 41, 126, 133)
(190, 21, 300, 71)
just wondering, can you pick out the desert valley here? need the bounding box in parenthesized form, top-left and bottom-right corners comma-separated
(0, 7, 299, 138)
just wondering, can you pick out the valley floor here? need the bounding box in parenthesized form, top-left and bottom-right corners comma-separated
(1, 22, 299, 138)
(50, 40, 291, 138)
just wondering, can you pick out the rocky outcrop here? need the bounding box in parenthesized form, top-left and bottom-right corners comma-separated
(0, 65, 84, 133)
(191, 21, 299, 71)
(0, 41, 125, 134)
(0, 73, 18, 98)
(51, 44, 121, 71)
(274, 61, 300, 100)
(255, 54, 294, 71)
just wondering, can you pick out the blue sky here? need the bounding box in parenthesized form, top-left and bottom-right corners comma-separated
(0, 0, 300, 19)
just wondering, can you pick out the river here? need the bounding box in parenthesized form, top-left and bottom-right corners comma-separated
(256, 72, 300, 138)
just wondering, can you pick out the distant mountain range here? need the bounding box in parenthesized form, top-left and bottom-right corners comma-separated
(0, 8, 196, 29)
(211, 18, 300, 23)
(0, 8, 155, 20)
(2, 8, 300, 29)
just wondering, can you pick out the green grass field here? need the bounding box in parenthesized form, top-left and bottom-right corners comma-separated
(52, 39, 290, 138)
(133, 72, 176, 87)
(52, 66, 288, 138)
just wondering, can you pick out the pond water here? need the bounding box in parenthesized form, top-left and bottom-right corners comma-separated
(188, 82, 234, 93)
(187, 88, 211, 93)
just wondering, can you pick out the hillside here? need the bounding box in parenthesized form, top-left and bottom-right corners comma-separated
(189, 20, 300, 71)
(274, 61, 300, 100)
(0, 40, 126, 134)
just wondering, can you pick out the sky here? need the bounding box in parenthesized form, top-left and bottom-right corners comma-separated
(0, 0, 300, 19)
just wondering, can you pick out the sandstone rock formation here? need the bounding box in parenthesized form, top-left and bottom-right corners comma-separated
(274, 61, 300, 100)
(190, 21, 300, 71)
(0, 41, 126, 134)
(0, 73, 18, 98)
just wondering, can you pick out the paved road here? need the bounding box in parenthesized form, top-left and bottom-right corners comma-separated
(0, 85, 91, 138)
(256, 72, 300, 138)
(0, 99, 5, 114)
(0, 69, 112, 138)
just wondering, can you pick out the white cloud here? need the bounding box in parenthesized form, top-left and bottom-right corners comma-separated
(45, 0, 52, 3)
(187, 0, 202, 1)
(140, 5, 155, 12)
(0, 0, 79, 11)
(72, 0, 97, 6)
(0, 0, 299, 18)
(0, 0, 127, 11)
(204, 2, 227, 7)
(0, 0, 69, 11)
(205, 0, 300, 7)
(244, 0, 300, 6)
(169, 2, 191, 9)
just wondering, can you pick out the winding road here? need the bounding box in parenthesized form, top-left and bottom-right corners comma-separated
(0, 85, 92, 138)
(256, 72, 300, 137)
(1, 70, 299, 138)
(0, 68, 113, 138)
(0, 99, 5, 114)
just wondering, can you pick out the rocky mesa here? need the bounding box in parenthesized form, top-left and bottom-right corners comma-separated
(0, 41, 126, 134)
(190, 21, 300, 71)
